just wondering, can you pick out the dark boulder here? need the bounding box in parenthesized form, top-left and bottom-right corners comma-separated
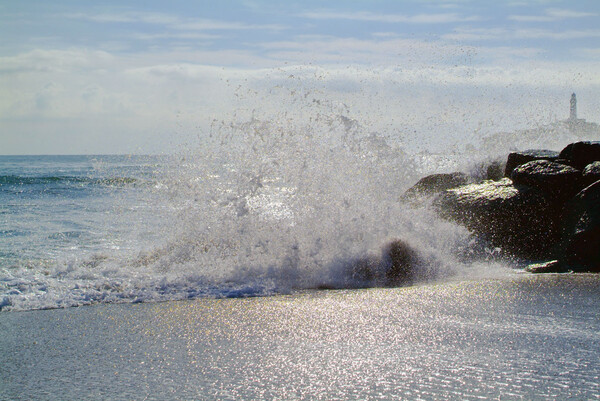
(484, 160, 505, 181)
(382, 239, 418, 285)
(435, 178, 559, 259)
(468, 159, 505, 182)
(558, 141, 600, 170)
(511, 160, 582, 202)
(402, 172, 470, 200)
(560, 181, 600, 272)
(504, 149, 559, 177)
(346, 239, 419, 287)
(407, 141, 600, 272)
(582, 161, 600, 188)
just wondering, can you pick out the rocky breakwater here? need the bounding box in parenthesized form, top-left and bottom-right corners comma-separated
(406, 141, 600, 273)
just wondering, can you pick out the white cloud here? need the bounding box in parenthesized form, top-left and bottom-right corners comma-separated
(63, 11, 286, 31)
(371, 32, 401, 38)
(574, 47, 600, 59)
(443, 27, 600, 41)
(0, 49, 116, 74)
(258, 36, 482, 66)
(508, 15, 555, 22)
(507, 0, 565, 6)
(515, 28, 600, 40)
(172, 20, 285, 31)
(1, 40, 599, 154)
(299, 10, 481, 24)
(546, 8, 598, 18)
(443, 28, 507, 41)
(63, 11, 179, 25)
(4, 2, 600, 155)
(132, 32, 222, 41)
(509, 7, 598, 22)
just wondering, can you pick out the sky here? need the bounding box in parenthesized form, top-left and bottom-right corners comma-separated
(1, 0, 600, 154)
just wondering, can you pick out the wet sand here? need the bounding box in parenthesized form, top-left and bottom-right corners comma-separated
(2, 274, 599, 400)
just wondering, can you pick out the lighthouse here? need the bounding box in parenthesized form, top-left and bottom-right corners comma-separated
(570, 93, 577, 121)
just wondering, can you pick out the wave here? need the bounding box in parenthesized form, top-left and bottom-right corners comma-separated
(0, 175, 139, 187)
(0, 229, 510, 312)
(0, 114, 516, 312)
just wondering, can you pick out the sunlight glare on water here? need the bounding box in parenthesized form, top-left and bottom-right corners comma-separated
(1, 274, 599, 400)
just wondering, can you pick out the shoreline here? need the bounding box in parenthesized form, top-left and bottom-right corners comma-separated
(2, 273, 599, 400)
(1, 269, 596, 314)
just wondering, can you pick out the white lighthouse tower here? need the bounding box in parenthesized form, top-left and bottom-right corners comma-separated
(570, 93, 577, 121)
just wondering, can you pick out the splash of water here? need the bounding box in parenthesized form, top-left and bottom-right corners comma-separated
(1, 102, 512, 312)
(128, 107, 504, 286)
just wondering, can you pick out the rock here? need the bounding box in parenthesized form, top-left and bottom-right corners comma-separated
(382, 239, 418, 285)
(402, 172, 470, 200)
(504, 149, 559, 177)
(582, 161, 600, 188)
(558, 141, 600, 170)
(468, 159, 505, 182)
(525, 260, 569, 273)
(435, 178, 559, 259)
(485, 160, 505, 181)
(346, 239, 418, 287)
(560, 180, 600, 272)
(511, 160, 582, 202)
(408, 141, 600, 270)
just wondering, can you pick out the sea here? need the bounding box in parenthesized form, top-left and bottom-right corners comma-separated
(1, 120, 599, 399)
(0, 124, 486, 312)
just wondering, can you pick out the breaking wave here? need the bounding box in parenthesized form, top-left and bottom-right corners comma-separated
(1, 109, 516, 312)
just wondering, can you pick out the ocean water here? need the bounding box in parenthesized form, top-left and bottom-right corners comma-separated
(0, 155, 173, 310)
(1, 117, 511, 312)
(1, 117, 599, 399)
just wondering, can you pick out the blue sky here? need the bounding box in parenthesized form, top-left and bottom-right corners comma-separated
(1, 0, 599, 154)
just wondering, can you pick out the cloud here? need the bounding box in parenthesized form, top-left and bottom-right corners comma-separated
(132, 32, 222, 41)
(508, 15, 555, 22)
(0, 49, 116, 74)
(2, 46, 599, 154)
(545, 8, 598, 18)
(443, 28, 507, 41)
(443, 27, 600, 41)
(256, 34, 555, 68)
(507, 0, 566, 6)
(509, 8, 598, 22)
(63, 11, 178, 25)
(515, 28, 600, 40)
(371, 32, 401, 38)
(574, 47, 600, 59)
(257, 36, 483, 67)
(4, 2, 600, 155)
(299, 10, 481, 24)
(172, 20, 285, 31)
(63, 11, 286, 31)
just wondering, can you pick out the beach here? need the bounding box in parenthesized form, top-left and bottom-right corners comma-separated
(3, 1, 600, 399)
(2, 273, 599, 400)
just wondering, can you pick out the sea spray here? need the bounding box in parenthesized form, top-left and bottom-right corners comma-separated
(126, 111, 498, 289)
(1, 110, 512, 311)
